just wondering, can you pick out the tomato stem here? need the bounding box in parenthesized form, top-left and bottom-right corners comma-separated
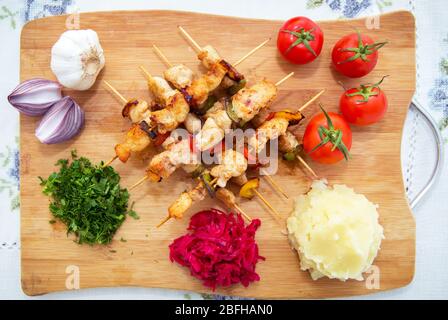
(308, 104, 350, 161)
(346, 75, 389, 103)
(338, 30, 388, 64)
(281, 28, 317, 57)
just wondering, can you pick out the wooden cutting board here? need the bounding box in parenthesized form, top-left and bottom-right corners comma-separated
(20, 10, 415, 298)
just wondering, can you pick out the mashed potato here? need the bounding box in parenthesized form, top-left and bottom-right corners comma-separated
(287, 180, 384, 281)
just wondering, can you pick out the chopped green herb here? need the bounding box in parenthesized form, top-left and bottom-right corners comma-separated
(49, 219, 56, 224)
(39, 150, 135, 245)
(120, 237, 127, 242)
(128, 210, 140, 220)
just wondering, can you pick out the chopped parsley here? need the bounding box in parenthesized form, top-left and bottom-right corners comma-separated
(39, 150, 135, 245)
(128, 210, 140, 220)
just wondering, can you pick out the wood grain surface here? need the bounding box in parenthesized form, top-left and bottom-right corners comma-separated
(20, 10, 415, 298)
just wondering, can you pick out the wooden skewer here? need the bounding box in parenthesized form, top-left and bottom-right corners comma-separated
(275, 72, 294, 87)
(149, 38, 288, 221)
(299, 89, 326, 112)
(129, 175, 149, 191)
(233, 38, 271, 66)
(253, 189, 282, 223)
(296, 155, 319, 179)
(103, 155, 118, 168)
(139, 65, 153, 81)
(157, 215, 172, 228)
(155, 38, 270, 70)
(102, 81, 128, 168)
(157, 200, 252, 229)
(245, 73, 300, 196)
(209, 177, 219, 188)
(152, 42, 286, 200)
(103, 80, 127, 104)
(152, 45, 172, 67)
(233, 203, 252, 222)
(256, 90, 325, 199)
(178, 26, 202, 53)
(157, 178, 248, 228)
(261, 171, 289, 199)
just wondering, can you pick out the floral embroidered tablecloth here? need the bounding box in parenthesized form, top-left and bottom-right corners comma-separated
(0, 0, 447, 299)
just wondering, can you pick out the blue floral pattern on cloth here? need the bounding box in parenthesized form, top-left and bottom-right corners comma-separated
(307, 0, 375, 17)
(429, 74, 448, 142)
(0, 140, 20, 211)
(327, 0, 342, 10)
(342, 0, 371, 18)
(10, 149, 19, 186)
(426, 33, 448, 142)
(24, 0, 72, 22)
(429, 78, 448, 113)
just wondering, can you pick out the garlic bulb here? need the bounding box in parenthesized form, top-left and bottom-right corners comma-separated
(51, 29, 105, 91)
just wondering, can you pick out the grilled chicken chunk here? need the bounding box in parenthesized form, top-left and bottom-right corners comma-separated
(231, 173, 248, 186)
(168, 180, 207, 220)
(215, 188, 237, 209)
(232, 79, 277, 123)
(164, 64, 194, 89)
(147, 138, 198, 180)
(205, 101, 232, 131)
(198, 45, 222, 69)
(185, 63, 228, 106)
(184, 113, 202, 134)
(248, 117, 289, 154)
(194, 101, 232, 151)
(210, 150, 248, 188)
(163, 46, 235, 107)
(278, 131, 300, 154)
(114, 124, 151, 162)
(196, 117, 225, 151)
(122, 99, 152, 124)
(147, 76, 177, 104)
(150, 92, 190, 134)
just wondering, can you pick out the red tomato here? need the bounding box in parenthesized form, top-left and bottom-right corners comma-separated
(340, 77, 388, 126)
(332, 32, 387, 78)
(277, 17, 324, 65)
(303, 107, 352, 164)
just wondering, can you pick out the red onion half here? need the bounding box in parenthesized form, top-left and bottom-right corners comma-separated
(35, 96, 85, 144)
(8, 78, 63, 116)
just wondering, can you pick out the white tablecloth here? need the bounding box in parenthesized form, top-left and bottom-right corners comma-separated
(0, 0, 447, 299)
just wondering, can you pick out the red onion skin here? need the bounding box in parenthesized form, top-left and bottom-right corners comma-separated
(35, 96, 85, 144)
(8, 78, 62, 116)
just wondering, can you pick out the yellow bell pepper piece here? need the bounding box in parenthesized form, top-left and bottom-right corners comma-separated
(239, 178, 260, 199)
